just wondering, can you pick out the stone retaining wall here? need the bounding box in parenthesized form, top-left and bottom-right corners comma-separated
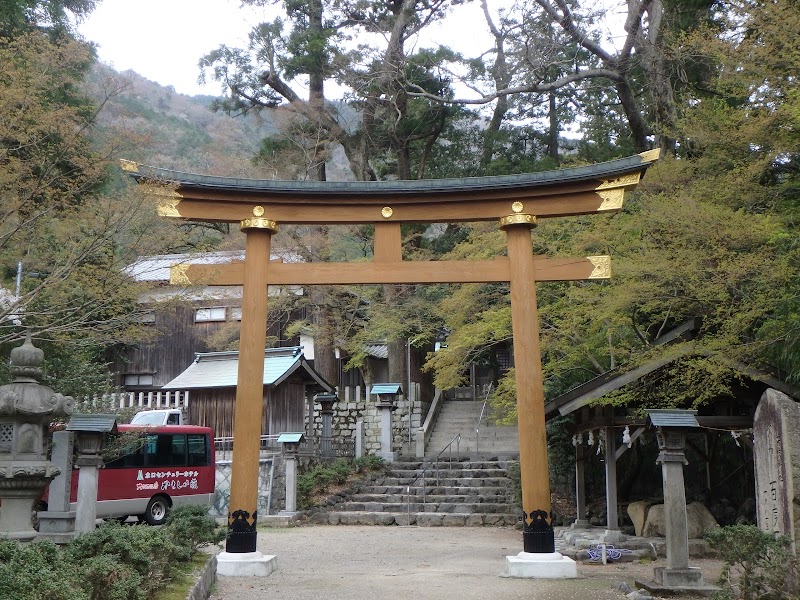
(308, 384, 430, 456)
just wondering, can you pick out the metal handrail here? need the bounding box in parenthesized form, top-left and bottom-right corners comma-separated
(475, 383, 493, 455)
(405, 433, 461, 519)
(416, 388, 444, 457)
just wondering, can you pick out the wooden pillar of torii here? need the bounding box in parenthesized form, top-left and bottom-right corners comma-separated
(123, 150, 659, 558)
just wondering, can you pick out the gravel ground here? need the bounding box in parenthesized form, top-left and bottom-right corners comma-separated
(208, 525, 724, 600)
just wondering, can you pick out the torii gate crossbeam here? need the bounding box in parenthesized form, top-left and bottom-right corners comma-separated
(125, 150, 658, 572)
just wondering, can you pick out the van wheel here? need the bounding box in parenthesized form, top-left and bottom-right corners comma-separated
(143, 495, 169, 526)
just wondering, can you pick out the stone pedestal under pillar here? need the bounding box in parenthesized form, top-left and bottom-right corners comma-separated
(654, 566, 704, 586)
(600, 529, 624, 543)
(504, 551, 578, 578)
(217, 551, 278, 577)
(0, 485, 47, 541)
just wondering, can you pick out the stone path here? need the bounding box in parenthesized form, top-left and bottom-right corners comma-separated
(208, 525, 722, 600)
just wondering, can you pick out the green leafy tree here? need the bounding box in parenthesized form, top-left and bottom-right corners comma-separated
(0, 0, 97, 35)
(0, 28, 206, 393)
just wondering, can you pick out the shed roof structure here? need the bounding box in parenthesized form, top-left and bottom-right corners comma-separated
(162, 347, 333, 392)
(646, 409, 700, 428)
(66, 414, 118, 433)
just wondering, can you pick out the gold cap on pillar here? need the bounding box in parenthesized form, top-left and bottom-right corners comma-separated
(499, 213, 537, 229)
(240, 206, 278, 232)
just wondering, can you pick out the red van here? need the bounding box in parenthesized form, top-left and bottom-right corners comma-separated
(58, 424, 215, 525)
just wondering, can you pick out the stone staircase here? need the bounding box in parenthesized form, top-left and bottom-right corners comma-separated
(426, 400, 519, 458)
(307, 458, 522, 526)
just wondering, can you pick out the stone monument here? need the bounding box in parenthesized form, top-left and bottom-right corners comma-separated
(36, 430, 76, 542)
(0, 334, 74, 541)
(753, 388, 800, 548)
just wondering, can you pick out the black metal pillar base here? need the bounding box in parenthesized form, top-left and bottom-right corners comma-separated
(523, 509, 555, 553)
(226, 508, 258, 553)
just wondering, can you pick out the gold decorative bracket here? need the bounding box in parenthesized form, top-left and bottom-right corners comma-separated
(139, 183, 183, 217)
(169, 263, 191, 285)
(596, 172, 641, 190)
(587, 255, 612, 279)
(119, 159, 139, 173)
(639, 148, 661, 162)
(596, 188, 625, 211)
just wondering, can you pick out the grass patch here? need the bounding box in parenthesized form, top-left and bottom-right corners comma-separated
(297, 456, 386, 509)
(155, 554, 210, 600)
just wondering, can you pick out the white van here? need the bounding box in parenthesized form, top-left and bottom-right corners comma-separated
(130, 409, 184, 426)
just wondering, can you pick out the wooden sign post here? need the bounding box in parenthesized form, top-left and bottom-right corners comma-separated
(124, 150, 658, 575)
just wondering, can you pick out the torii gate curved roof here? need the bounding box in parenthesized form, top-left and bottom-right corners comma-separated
(121, 150, 659, 225)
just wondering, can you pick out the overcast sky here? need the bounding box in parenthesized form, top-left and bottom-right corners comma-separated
(75, 0, 269, 96)
(75, 0, 504, 97)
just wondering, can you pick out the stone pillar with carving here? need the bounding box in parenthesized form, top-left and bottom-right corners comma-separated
(316, 393, 337, 458)
(36, 430, 76, 542)
(0, 335, 74, 541)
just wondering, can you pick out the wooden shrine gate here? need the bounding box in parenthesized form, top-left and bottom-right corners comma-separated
(124, 150, 659, 557)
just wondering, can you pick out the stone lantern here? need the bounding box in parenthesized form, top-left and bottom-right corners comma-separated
(637, 409, 713, 594)
(277, 432, 305, 516)
(372, 384, 402, 462)
(0, 334, 74, 541)
(66, 414, 118, 533)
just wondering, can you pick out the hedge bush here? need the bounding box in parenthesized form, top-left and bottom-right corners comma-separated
(0, 505, 225, 600)
(706, 524, 800, 600)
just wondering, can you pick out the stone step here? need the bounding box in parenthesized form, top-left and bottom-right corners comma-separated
(303, 449, 521, 529)
(351, 493, 512, 503)
(428, 429, 514, 437)
(382, 468, 509, 478)
(428, 429, 518, 438)
(309, 511, 521, 527)
(383, 460, 513, 469)
(356, 485, 515, 496)
(339, 501, 516, 513)
(426, 439, 518, 451)
(369, 476, 514, 487)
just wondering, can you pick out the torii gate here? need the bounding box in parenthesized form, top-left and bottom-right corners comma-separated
(123, 150, 658, 574)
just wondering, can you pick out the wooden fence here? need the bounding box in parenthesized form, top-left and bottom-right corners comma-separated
(74, 390, 190, 413)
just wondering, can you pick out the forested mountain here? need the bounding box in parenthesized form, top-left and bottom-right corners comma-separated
(82, 63, 358, 180)
(84, 63, 281, 176)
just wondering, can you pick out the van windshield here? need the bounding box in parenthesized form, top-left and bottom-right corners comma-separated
(130, 412, 167, 425)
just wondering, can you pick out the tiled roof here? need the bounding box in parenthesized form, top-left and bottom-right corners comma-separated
(128, 153, 656, 196)
(646, 409, 700, 428)
(162, 347, 333, 391)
